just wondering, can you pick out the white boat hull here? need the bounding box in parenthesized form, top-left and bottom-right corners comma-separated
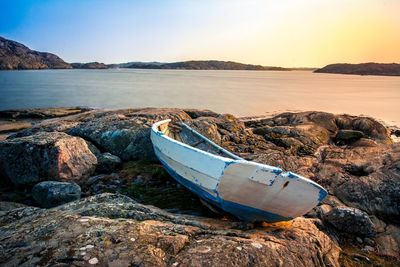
(151, 119, 327, 222)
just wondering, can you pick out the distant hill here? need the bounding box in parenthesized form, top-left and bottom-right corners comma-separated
(0, 36, 304, 71)
(114, 60, 290, 71)
(314, 63, 400, 76)
(0, 36, 71, 70)
(71, 62, 108, 69)
(107, 61, 164, 69)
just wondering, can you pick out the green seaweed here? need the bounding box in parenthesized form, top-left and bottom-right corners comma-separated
(119, 160, 211, 214)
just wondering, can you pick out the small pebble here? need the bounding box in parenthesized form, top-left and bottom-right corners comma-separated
(197, 246, 211, 253)
(79, 218, 90, 223)
(251, 242, 263, 249)
(86, 244, 94, 249)
(236, 246, 243, 251)
(356, 237, 363, 244)
(81, 252, 86, 256)
(130, 238, 136, 242)
(88, 257, 99, 265)
(364, 238, 375, 246)
(172, 262, 179, 266)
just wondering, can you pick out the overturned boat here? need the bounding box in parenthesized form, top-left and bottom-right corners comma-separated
(151, 119, 328, 222)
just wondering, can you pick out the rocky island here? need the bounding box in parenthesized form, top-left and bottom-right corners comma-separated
(0, 107, 399, 266)
(314, 63, 400, 76)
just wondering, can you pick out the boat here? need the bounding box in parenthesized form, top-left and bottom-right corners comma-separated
(150, 119, 328, 222)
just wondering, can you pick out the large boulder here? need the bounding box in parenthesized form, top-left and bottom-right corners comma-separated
(324, 207, 376, 237)
(0, 193, 341, 267)
(32, 181, 81, 208)
(0, 132, 97, 186)
(67, 108, 192, 161)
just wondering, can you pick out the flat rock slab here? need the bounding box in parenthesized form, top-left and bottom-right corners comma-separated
(0, 120, 32, 133)
(0, 193, 340, 267)
(0, 107, 92, 119)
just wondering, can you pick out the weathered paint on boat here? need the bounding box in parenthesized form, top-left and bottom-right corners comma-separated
(151, 119, 328, 222)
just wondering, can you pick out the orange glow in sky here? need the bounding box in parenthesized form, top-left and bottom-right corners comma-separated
(178, 0, 400, 67)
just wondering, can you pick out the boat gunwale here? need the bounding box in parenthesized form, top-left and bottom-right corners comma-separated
(151, 119, 240, 164)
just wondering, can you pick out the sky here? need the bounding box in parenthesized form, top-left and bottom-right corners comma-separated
(1, 0, 399, 67)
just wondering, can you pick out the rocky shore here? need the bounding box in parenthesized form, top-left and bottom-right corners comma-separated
(0, 107, 399, 266)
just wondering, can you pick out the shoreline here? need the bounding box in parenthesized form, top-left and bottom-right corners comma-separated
(1, 107, 399, 142)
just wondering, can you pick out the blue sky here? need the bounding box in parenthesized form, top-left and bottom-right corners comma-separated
(1, 1, 200, 63)
(1, 0, 399, 67)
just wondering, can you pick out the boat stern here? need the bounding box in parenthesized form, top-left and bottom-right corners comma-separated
(217, 161, 328, 222)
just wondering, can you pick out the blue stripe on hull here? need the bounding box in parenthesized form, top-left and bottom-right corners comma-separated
(154, 147, 291, 222)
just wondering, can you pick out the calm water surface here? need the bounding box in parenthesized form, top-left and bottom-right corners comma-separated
(0, 69, 399, 125)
